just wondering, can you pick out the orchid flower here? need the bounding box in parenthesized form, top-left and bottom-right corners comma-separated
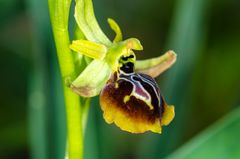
(69, 0, 176, 133)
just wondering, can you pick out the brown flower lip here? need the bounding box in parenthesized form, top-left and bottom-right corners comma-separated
(100, 62, 175, 133)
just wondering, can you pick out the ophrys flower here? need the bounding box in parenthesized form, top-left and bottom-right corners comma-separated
(69, 0, 176, 133)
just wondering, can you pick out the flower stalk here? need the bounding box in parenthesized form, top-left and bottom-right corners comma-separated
(48, 0, 84, 159)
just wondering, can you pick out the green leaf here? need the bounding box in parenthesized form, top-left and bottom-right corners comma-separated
(166, 106, 240, 159)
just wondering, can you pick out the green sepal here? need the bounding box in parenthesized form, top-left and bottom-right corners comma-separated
(75, 0, 111, 45)
(71, 60, 111, 97)
(135, 50, 177, 78)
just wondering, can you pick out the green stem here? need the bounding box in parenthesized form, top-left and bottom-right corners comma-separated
(48, 0, 83, 159)
(64, 87, 83, 159)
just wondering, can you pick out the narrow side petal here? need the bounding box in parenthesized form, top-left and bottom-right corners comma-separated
(70, 40, 107, 60)
(107, 18, 123, 43)
(135, 50, 177, 78)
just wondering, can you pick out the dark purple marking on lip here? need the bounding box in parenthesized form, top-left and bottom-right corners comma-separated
(100, 66, 167, 122)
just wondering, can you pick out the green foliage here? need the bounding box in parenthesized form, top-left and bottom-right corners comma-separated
(167, 106, 240, 159)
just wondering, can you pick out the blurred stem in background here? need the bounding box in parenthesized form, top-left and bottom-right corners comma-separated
(138, 0, 208, 158)
(27, 0, 50, 158)
(27, 0, 67, 158)
(164, 0, 208, 151)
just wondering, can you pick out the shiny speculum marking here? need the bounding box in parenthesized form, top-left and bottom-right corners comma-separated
(119, 55, 164, 117)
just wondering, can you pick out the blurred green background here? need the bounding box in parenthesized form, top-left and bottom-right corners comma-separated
(0, 0, 240, 159)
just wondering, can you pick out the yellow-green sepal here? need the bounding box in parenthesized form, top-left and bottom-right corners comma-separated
(75, 0, 111, 45)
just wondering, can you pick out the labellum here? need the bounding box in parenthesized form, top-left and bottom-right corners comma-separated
(100, 55, 175, 133)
